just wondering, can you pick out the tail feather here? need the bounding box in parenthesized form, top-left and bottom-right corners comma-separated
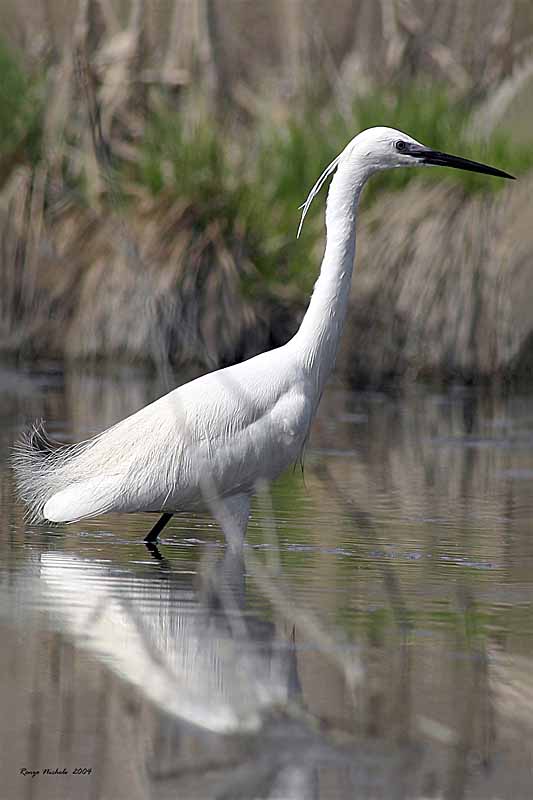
(13, 407, 174, 523)
(12, 421, 99, 523)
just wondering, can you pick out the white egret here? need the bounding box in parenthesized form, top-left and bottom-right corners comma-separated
(14, 127, 513, 547)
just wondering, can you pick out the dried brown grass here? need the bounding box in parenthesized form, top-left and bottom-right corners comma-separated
(339, 175, 533, 385)
(5, 0, 533, 111)
(1, 0, 533, 381)
(0, 0, 295, 369)
(0, 178, 291, 368)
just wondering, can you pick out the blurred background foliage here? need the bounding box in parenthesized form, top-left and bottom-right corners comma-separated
(1, 0, 533, 383)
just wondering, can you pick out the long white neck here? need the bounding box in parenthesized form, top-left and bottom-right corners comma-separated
(291, 155, 368, 394)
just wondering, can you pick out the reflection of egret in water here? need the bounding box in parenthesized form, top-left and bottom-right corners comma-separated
(28, 545, 327, 799)
(37, 547, 296, 734)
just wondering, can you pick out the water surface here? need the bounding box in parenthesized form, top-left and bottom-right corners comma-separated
(1, 365, 533, 799)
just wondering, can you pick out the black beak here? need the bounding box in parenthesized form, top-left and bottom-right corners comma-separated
(405, 143, 515, 180)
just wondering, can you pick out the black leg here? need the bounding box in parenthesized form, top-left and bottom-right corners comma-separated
(144, 512, 173, 543)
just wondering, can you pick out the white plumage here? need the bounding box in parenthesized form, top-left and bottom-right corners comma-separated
(13, 127, 513, 545)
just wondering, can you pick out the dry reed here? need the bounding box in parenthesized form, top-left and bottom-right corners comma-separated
(339, 176, 533, 385)
(1, 0, 533, 382)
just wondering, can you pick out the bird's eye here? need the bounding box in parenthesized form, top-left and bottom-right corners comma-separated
(395, 140, 407, 152)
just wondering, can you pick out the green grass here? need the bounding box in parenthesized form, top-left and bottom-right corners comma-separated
(138, 112, 283, 289)
(249, 83, 532, 243)
(135, 85, 532, 293)
(350, 85, 533, 198)
(0, 41, 41, 167)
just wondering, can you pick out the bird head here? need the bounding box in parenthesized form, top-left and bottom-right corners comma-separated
(297, 126, 514, 237)
(346, 126, 515, 178)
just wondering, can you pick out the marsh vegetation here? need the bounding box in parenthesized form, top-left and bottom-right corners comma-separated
(1, 0, 533, 383)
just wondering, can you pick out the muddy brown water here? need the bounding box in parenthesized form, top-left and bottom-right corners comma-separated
(1, 364, 533, 799)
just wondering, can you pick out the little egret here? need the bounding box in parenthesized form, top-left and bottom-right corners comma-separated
(14, 127, 513, 547)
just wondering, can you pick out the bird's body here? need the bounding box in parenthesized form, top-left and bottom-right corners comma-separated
(14, 127, 513, 546)
(42, 348, 313, 523)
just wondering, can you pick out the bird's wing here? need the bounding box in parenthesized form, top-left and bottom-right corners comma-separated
(32, 350, 302, 522)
